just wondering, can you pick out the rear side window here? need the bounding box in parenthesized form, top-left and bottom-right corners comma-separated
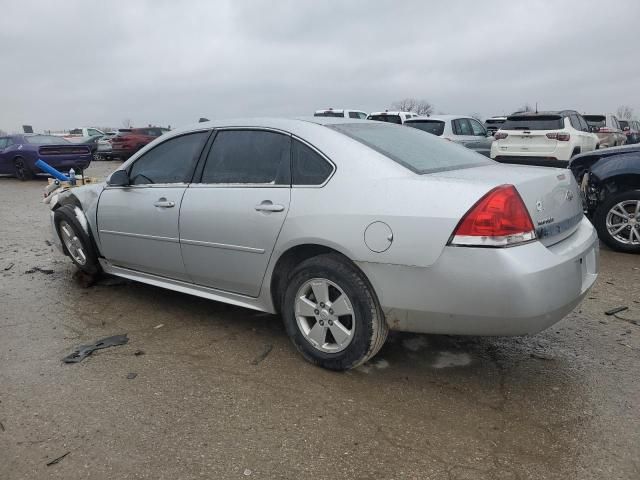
(88, 128, 102, 136)
(0, 138, 7, 149)
(569, 114, 581, 130)
(129, 131, 208, 185)
(292, 140, 333, 185)
(348, 112, 359, 119)
(405, 120, 445, 136)
(201, 130, 291, 185)
(452, 118, 473, 135)
(367, 114, 402, 124)
(502, 115, 564, 130)
(329, 122, 491, 174)
(314, 111, 344, 118)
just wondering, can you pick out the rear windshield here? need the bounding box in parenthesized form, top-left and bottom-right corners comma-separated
(368, 114, 402, 124)
(314, 111, 344, 118)
(405, 120, 445, 136)
(328, 122, 491, 174)
(24, 135, 70, 145)
(584, 115, 606, 127)
(502, 115, 564, 130)
(485, 119, 505, 125)
(619, 120, 629, 129)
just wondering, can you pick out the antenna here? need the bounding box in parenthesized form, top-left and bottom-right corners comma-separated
(535, 102, 538, 114)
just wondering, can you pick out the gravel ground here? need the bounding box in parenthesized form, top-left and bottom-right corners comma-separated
(1, 162, 639, 480)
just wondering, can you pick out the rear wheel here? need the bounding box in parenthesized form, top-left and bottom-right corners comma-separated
(14, 157, 34, 181)
(594, 190, 640, 253)
(282, 254, 388, 370)
(54, 205, 101, 274)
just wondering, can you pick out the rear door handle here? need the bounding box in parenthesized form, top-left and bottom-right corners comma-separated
(154, 198, 175, 208)
(255, 201, 285, 212)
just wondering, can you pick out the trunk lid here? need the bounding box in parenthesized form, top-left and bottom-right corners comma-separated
(432, 163, 584, 247)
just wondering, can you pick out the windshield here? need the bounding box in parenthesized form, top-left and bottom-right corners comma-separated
(584, 115, 606, 128)
(328, 122, 491, 174)
(405, 120, 445, 136)
(367, 114, 402, 124)
(314, 111, 344, 118)
(502, 115, 564, 130)
(24, 135, 70, 145)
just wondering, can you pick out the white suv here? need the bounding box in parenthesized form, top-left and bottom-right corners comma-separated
(314, 108, 368, 119)
(367, 111, 417, 124)
(490, 110, 599, 167)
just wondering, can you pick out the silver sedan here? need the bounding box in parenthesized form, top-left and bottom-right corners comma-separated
(49, 118, 599, 370)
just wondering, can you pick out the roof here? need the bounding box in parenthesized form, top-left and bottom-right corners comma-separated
(507, 110, 579, 118)
(368, 111, 415, 116)
(405, 114, 469, 122)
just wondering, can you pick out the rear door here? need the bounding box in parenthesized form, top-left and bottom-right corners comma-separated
(179, 129, 291, 297)
(451, 118, 477, 146)
(97, 131, 210, 280)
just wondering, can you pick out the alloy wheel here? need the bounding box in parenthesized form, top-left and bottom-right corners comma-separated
(606, 200, 640, 245)
(294, 278, 355, 353)
(59, 221, 88, 266)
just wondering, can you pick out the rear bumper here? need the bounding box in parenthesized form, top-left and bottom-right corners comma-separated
(357, 217, 598, 336)
(493, 155, 568, 168)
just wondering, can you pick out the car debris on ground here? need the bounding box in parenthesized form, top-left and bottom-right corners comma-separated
(62, 334, 129, 363)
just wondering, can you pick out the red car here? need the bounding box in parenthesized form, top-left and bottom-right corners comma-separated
(110, 127, 170, 160)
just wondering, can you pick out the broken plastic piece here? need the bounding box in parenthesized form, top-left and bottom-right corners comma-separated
(62, 334, 129, 363)
(605, 306, 628, 316)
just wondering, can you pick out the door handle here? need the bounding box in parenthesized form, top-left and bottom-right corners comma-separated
(255, 201, 284, 212)
(154, 198, 175, 208)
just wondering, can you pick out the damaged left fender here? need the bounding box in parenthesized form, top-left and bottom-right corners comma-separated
(48, 183, 105, 254)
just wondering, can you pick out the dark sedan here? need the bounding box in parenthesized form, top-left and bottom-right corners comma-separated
(0, 134, 92, 180)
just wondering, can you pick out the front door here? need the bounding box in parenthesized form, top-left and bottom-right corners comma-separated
(179, 129, 292, 297)
(97, 130, 210, 280)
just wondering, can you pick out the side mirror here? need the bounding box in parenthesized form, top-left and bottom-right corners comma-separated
(107, 169, 130, 187)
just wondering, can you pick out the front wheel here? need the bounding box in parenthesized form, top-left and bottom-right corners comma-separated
(282, 254, 388, 370)
(594, 190, 640, 253)
(54, 205, 102, 274)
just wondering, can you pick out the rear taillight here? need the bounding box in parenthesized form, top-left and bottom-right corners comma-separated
(546, 132, 570, 141)
(494, 132, 508, 140)
(449, 185, 536, 247)
(599, 127, 613, 133)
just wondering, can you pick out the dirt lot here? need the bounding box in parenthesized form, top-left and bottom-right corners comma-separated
(1, 161, 639, 480)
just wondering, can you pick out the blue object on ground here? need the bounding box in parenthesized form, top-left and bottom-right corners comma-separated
(35, 159, 70, 181)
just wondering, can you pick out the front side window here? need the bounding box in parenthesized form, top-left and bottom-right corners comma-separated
(292, 139, 333, 185)
(329, 122, 491, 174)
(128, 131, 208, 185)
(88, 128, 102, 136)
(201, 130, 291, 185)
(314, 111, 344, 118)
(468, 118, 486, 136)
(348, 112, 359, 119)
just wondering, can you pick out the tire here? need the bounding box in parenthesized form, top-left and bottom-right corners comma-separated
(281, 253, 388, 370)
(53, 205, 102, 274)
(14, 157, 34, 181)
(593, 189, 640, 254)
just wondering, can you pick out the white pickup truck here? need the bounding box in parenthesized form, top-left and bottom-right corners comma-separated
(53, 127, 105, 143)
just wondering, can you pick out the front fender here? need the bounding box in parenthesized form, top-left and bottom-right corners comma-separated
(590, 153, 640, 181)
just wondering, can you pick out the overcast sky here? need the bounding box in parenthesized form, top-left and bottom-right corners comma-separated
(1, 0, 639, 132)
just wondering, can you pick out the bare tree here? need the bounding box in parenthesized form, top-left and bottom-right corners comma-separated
(0, 128, 6, 136)
(616, 105, 634, 120)
(122, 118, 133, 128)
(515, 103, 534, 113)
(390, 98, 434, 116)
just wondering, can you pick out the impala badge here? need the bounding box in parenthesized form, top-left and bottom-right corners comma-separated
(536, 200, 544, 212)
(565, 190, 574, 201)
